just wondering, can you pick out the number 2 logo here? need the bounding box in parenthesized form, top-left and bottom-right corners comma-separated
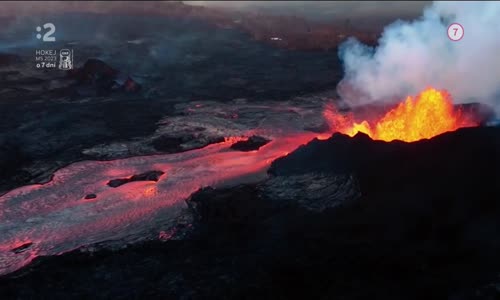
(36, 23, 56, 42)
(43, 23, 56, 42)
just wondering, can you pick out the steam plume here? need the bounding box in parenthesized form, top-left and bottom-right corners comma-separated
(338, 1, 500, 111)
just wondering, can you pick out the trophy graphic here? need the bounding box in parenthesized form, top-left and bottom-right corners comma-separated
(58, 49, 73, 70)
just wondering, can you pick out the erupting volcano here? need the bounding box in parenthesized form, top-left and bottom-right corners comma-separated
(325, 88, 478, 142)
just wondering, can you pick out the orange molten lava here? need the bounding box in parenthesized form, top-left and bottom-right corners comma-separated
(324, 88, 477, 142)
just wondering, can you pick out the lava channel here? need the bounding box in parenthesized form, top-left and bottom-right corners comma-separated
(0, 132, 317, 276)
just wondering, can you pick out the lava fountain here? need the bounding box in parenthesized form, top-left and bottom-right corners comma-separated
(324, 88, 478, 142)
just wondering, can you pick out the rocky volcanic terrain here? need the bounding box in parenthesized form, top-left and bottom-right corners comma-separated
(0, 6, 499, 300)
(0, 12, 343, 195)
(1, 126, 499, 299)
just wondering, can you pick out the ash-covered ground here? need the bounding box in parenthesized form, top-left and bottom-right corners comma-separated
(0, 9, 499, 300)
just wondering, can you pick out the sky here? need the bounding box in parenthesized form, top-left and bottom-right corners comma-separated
(185, 1, 430, 22)
(1, 1, 429, 21)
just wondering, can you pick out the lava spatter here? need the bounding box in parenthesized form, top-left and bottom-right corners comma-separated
(324, 88, 478, 142)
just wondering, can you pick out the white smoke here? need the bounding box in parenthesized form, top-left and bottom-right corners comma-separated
(338, 1, 500, 111)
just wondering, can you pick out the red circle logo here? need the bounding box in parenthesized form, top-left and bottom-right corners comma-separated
(447, 23, 464, 41)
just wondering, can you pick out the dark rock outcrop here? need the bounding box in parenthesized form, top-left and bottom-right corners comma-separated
(151, 136, 185, 153)
(107, 170, 164, 188)
(67, 59, 141, 96)
(122, 76, 141, 93)
(11, 242, 33, 254)
(68, 59, 119, 84)
(152, 135, 225, 153)
(270, 126, 500, 256)
(230, 135, 270, 152)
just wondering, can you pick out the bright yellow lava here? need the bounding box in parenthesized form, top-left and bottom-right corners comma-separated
(326, 88, 477, 142)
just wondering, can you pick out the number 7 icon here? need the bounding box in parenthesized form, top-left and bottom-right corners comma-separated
(447, 23, 464, 41)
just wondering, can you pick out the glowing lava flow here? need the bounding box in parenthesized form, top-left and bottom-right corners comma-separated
(0, 88, 479, 276)
(0, 132, 317, 276)
(324, 88, 477, 142)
